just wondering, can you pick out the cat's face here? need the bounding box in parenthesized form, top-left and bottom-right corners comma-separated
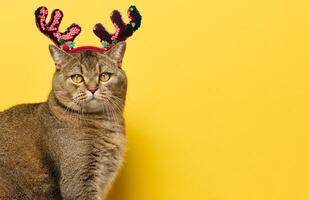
(49, 42, 127, 114)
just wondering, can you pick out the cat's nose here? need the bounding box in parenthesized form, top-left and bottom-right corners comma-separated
(88, 88, 98, 94)
(87, 82, 98, 94)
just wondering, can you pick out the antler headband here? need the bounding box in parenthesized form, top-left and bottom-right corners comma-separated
(35, 5, 142, 53)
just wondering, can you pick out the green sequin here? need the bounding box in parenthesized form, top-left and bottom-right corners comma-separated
(58, 39, 65, 45)
(127, 24, 133, 30)
(102, 41, 110, 48)
(112, 40, 119, 45)
(68, 41, 75, 48)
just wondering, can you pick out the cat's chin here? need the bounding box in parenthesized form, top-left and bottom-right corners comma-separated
(80, 99, 104, 113)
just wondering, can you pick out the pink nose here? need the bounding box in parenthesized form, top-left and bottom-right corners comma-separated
(88, 88, 98, 94)
(87, 82, 98, 94)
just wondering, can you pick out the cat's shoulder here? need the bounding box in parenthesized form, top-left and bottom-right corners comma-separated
(0, 103, 48, 140)
(0, 103, 46, 120)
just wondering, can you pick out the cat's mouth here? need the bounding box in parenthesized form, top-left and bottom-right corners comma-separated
(83, 94, 99, 102)
(85, 96, 97, 102)
(68, 92, 108, 113)
(86, 95, 101, 104)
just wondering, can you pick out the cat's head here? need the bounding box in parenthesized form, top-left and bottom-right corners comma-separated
(49, 42, 127, 114)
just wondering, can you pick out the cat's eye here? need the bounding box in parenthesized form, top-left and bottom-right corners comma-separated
(71, 74, 84, 84)
(100, 73, 111, 82)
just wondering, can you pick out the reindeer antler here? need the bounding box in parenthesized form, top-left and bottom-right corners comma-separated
(35, 6, 82, 51)
(93, 5, 142, 50)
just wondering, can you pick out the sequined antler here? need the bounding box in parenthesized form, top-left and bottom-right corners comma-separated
(93, 5, 142, 50)
(35, 6, 82, 51)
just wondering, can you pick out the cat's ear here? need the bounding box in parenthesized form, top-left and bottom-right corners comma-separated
(49, 45, 72, 70)
(105, 41, 126, 65)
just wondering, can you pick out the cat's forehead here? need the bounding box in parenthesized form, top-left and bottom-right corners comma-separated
(71, 50, 117, 70)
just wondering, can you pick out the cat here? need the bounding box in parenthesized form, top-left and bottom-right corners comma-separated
(0, 41, 127, 200)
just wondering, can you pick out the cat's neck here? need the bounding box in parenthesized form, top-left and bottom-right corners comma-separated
(47, 92, 124, 127)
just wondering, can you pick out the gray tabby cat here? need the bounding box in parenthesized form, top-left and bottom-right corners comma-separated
(0, 42, 127, 200)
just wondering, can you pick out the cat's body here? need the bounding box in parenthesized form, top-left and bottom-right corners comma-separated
(0, 42, 128, 199)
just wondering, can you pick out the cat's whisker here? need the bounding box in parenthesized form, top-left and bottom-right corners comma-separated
(105, 100, 122, 122)
(107, 98, 123, 114)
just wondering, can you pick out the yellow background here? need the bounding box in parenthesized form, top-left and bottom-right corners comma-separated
(0, 0, 308, 199)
